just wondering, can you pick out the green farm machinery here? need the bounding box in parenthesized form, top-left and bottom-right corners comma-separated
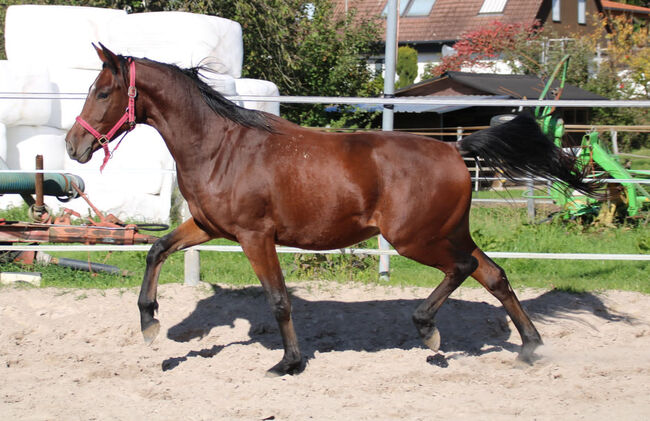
(533, 55, 650, 222)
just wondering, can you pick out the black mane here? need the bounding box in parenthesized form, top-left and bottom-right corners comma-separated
(118, 55, 276, 132)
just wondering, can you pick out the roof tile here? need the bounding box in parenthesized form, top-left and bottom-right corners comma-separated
(333, 0, 544, 42)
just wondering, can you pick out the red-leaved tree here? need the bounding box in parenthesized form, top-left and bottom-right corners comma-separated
(423, 20, 541, 78)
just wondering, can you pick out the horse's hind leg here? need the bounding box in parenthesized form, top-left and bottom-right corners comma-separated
(470, 248, 543, 361)
(400, 240, 478, 352)
(238, 231, 301, 377)
(138, 217, 211, 345)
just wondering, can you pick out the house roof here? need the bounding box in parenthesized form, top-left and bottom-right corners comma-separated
(332, 0, 610, 43)
(332, 0, 545, 43)
(601, 1, 650, 15)
(396, 71, 607, 100)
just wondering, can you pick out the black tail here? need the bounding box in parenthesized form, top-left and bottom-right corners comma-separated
(456, 112, 598, 196)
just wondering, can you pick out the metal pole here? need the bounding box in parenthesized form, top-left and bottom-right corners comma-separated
(378, 0, 398, 282)
(184, 248, 200, 286)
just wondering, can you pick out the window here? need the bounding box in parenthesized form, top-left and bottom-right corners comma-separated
(406, 0, 437, 16)
(478, 0, 508, 14)
(578, 0, 586, 24)
(382, 0, 437, 18)
(552, 0, 561, 22)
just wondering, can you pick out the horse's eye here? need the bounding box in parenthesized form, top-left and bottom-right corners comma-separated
(97, 91, 110, 100)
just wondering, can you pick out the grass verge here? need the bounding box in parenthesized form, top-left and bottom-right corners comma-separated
(1, 204, 648, 293)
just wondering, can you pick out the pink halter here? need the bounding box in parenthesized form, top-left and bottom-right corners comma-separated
(75, 59, 137, 172)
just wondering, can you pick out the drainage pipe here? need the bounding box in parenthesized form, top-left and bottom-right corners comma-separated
(0, 170, 85, 199)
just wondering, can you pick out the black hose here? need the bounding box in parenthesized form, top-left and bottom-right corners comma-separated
(53, 257, 129, 276)
(135, 223, 169, 231)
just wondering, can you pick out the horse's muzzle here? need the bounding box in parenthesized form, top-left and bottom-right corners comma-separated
(65, 133, 94, 164)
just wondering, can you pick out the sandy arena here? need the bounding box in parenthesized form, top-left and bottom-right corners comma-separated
(1, 281, 649, 420)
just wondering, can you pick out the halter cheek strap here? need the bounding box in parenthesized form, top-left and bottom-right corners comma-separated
(75, 59, 137, 172)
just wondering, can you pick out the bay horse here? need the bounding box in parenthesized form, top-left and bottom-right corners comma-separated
(65, 45, 596, 376)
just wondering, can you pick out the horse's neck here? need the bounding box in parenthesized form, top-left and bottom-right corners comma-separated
(136, 67, 229, 171)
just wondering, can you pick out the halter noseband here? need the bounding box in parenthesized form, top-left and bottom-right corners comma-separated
(75, 58, 137, 172)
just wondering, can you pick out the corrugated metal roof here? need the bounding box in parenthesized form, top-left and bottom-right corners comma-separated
(397, 72, 607, 101)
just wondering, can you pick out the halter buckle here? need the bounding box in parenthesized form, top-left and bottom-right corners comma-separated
(128, 86, 137, 98)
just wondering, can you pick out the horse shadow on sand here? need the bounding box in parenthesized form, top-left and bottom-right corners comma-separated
(161, 284, 634, 372)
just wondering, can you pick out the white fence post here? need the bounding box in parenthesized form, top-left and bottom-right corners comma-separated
(610, 129, 619, 155)
(527, 178, 536, 221)
(184, 248, 200, 286)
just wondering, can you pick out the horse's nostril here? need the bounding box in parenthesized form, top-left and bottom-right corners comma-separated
(66, 141, 75, 157)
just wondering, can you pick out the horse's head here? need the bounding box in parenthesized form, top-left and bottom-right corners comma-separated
(65, 44, 135, 164)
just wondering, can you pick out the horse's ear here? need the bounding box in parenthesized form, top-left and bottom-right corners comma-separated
(94, 42, 120, 75)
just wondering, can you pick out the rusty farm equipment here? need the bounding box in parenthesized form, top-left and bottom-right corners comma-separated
(1, 154, 159, 275)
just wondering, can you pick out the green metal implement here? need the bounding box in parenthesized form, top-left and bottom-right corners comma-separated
(533, 55, 649, 219)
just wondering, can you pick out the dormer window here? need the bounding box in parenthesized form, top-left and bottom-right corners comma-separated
(382, 0, 437, 18)
(478, 0, 508, 14)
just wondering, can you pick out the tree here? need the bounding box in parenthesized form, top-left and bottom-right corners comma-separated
(597, 14, 649, 99)
(584, 14, 649, 150)
(422, 21, 541, 78)
(221, 0, 381, 125)
(396, 46, 418, 89)
(1, 0, 382, 126)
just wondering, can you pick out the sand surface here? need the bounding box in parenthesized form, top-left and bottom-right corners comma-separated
(1, 281, 649, 420)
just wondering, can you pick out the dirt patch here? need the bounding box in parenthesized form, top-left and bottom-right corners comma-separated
(1, 282, 649, 420)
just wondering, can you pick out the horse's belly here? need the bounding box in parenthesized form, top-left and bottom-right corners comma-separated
(274, 214, 379, 250)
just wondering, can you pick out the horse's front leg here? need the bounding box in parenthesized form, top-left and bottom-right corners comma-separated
(138, 217, 211, 345)
(238, 230, 302, 376)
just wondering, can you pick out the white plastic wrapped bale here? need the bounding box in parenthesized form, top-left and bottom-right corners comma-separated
(0, 125, 67, 211)
(4, 5, 125, 70)
(5, 126, 67, 171)
(0, 123, 6, 161)
(62, 125, 175, 223)
(107, 11, 243, 78)
(234, 79, 280, 116)
(46, 67, 100, 130)
(201, 73, 238, 96)
(0, 61, 53, 127)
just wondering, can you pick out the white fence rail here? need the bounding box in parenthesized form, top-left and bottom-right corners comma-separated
(1, 92, 649, 108)
(3, 244, 650, 261)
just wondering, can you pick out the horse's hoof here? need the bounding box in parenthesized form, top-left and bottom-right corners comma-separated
(142, 319, 160, 346)
(517, 340, 543, 365)
(422, 326, 441, 352)
(265, 358, 302, 377)
(265, 367, 285, 378)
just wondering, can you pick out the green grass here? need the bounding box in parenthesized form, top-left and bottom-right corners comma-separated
(624, 147, 650, 171)
(462, 207, 650, 293)
(1, 203, 649, 293)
